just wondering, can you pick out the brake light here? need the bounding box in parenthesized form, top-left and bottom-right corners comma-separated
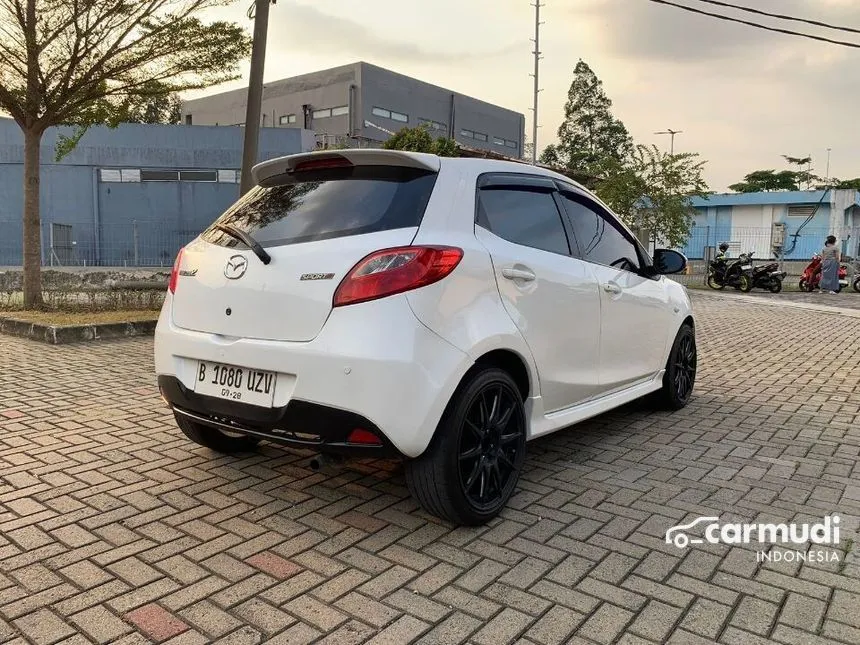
(168, 247, 185, 294)
(333, 246, 463, 307)
(294, 157, 353, 172)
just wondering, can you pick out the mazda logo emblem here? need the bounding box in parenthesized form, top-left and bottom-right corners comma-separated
(224, 254, 248, 279)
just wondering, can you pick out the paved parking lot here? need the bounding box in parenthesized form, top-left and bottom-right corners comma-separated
(1, 293, 860, 645)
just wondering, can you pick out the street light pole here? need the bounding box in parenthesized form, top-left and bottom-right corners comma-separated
(655, 128, 682, 155)
(240, 0, 274, 195)
(826, 148, 832, 180)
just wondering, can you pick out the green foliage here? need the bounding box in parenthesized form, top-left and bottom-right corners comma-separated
(835, 178, 860, 190)
(730, 155, 822, 193)
(0, 1, 251, 146)
(382, 124, 459, 156)
(542, 60, 632, 172)
(591, 145, 709, 248)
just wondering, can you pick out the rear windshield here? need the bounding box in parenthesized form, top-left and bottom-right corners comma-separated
(202, 165, 438, 248)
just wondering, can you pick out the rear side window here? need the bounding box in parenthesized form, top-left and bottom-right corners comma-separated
(477, 188, 570, 256)
(202, 165, 437, 248)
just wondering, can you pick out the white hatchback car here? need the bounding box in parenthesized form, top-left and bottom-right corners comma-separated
(155, 149, 696, 525)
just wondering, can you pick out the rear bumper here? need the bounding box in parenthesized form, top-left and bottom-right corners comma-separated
(154, 293, 470, 458)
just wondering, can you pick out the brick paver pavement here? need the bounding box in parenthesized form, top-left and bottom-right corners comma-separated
(1, 293, 860, 644)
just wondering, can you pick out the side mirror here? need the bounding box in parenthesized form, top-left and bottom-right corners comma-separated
(652, 249, 688, 275)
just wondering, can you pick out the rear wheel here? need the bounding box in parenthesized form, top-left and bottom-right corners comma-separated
(706, 275, 724, 290)
(853, 277, 860, 293)
(769, 279, 783, 294)
(653, 324, 697, 411)
(405, 368, 527, 525)
(799, 279, 812, 292)
(174, 414, 261, 454)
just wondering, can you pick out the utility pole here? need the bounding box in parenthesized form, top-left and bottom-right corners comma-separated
(240, 0, 274, 195)
(826, 148, 832, 181)
(529, 1, 544, 165)
(655, 128, 682, 155)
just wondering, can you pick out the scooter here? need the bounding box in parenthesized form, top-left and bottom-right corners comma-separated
(707, 252, 753, 292)
(746, 252, 786, 293)
(799, 255, 849, 292)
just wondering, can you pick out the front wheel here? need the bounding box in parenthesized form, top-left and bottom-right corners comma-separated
(405, 367, 527, 525)
(739, 274, 753, 292)
(769, 279, 783, 294)
(799, 279, 813, 292)
(853, 277, 860, 293)
(174, 414, 261, 454)
(652, 324, 697, 411)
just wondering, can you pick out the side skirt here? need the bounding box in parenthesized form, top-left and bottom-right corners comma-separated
(526, 371, 664, 440)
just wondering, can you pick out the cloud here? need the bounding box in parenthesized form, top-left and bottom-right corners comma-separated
(266, 2, 525, 63)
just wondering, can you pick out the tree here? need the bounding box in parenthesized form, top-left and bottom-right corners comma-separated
(125, 82, 183, 125)
(782, 155, 819, 190)
(591, 144, 709, 248)
(729, 155, 822, 193)
(0, 1, 251, 308)
(541, 60, 632, 172)
(835, 178, 860, 190)
(382, 124, 459, 156)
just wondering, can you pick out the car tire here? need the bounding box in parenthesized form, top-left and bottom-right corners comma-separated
(174, 414, 261, 454)
(405, 367, 527, 526)
(652, 324, 697, 411)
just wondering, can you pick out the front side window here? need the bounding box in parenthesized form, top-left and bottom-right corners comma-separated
(477, 188, 570, 256)
(559, 193, 640, 272)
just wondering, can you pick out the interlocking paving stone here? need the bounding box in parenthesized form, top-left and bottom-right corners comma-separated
(2, 293, 860, 643)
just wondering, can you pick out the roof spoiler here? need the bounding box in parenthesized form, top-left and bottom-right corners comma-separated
(251, 149, 441, 185)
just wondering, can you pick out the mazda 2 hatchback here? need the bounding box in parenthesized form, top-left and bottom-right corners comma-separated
(155, 149, 696, 525)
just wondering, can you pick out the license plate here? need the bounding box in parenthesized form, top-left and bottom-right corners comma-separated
(193, 361, 276, 407)
(741, 265, 752, 270)
(839, 279, 849, 286)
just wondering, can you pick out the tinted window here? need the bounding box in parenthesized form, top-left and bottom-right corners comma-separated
(559, 194, 639, 271)
(478, 188, 570, 256)
(202, 166, 437, 248)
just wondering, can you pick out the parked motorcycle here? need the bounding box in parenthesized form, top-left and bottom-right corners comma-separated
(746, 252, 786, 293)
(799, 255, 849, 292)
(708, 251, 753, 292)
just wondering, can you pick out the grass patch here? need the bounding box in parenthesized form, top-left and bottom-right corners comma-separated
(0, 309, 159, 326)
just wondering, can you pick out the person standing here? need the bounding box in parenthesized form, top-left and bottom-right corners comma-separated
(819, 235, 841, 294)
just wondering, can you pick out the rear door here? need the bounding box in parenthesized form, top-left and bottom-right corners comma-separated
(556, 188, 672, 392)
(474, 174, 602, 412)
(171, 156, 439, 341)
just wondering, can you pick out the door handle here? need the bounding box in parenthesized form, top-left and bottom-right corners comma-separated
(603, 282, 622, 295)
(502, 267, 536, 282)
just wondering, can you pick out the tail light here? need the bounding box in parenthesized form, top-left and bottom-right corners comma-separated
(347, 428, 382, 446)
(333, 246, 463, 307)
(168, 247, 185, 294)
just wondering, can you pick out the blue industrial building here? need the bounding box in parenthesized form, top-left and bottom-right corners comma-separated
(0, 118, 315, 266)
(681, 189, 860, 260)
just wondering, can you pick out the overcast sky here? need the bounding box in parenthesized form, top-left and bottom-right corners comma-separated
(197, 0, 860, 192)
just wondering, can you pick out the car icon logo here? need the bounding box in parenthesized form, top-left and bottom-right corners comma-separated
(224, 255, 248, 280)
(665, 516, 720, 549)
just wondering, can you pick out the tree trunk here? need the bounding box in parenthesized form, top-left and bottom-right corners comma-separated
(22, 127, 43, 309)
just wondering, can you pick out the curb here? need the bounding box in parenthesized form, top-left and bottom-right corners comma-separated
(0, 318, 158, 344)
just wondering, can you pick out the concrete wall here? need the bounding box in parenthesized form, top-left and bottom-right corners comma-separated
(0, 119, 314, 266)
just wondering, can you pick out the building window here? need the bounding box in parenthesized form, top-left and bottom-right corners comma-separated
(312, 108, 332, 119)
(460, 129, 475, 139)
(474, 132, 488, 142)
(419, 118, 447, 132)
(141, 170, 179, 181)
(505, 139, 518, 149)
(180, 170, 217, 182)
(493, 136, 505, 146)
(185, 114, 192, 126)
(331, 105, 349, 116)
(279, 114, 297, 125)
(372, 106, 407, 123)
(218, 170, 239, 183)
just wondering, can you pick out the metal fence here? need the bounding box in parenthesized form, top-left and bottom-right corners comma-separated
(0, 219, 200, 268)
(1, 219, 859, 268)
